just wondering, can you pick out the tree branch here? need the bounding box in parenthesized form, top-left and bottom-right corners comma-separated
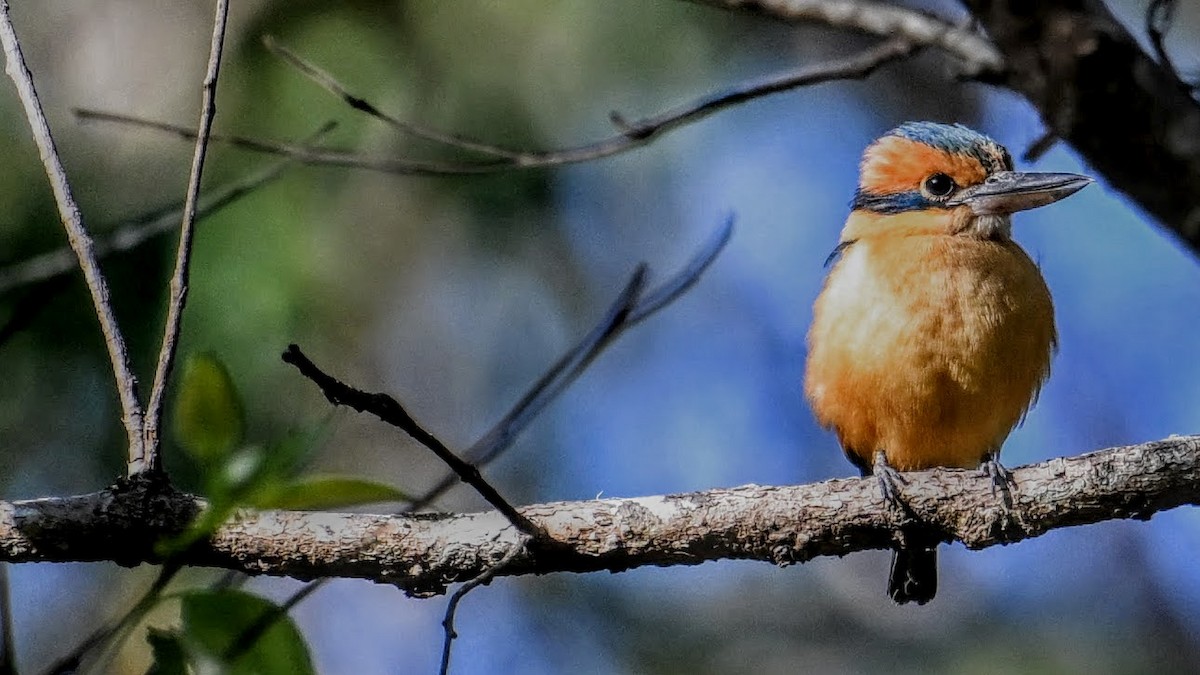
(74, 37, 915, 175)
(681, 0, 1003, 76)
(957, 0, 1200, 253)
(140, 0, 230, 477)
(281, 343, 553, 540)
(439, 537, 528, 675)
(2, 435, 1196, 597)
(0, 0, 145, 464)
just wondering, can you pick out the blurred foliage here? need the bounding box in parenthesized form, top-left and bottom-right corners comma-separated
(173, 352, 246, 465)
(175, 589, 314, 675)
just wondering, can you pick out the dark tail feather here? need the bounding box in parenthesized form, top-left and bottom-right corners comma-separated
(888, 546, 938, 605)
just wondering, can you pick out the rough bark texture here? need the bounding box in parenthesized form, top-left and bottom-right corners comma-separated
(961, 0, 1200, 247)
(2, 435, 1197, 597)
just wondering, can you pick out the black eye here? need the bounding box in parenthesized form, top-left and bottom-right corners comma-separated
(924, 173, 956, 197)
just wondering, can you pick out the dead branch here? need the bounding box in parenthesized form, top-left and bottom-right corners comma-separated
(139, 0, 231, 476)
(74, 37, 915, 175)
(0, 0, 145, 465)
(1, 435, 1195, 597)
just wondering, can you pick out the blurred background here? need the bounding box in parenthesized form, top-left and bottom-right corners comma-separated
(3, 0, 1200, 673)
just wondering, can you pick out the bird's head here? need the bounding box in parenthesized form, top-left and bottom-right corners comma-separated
(844, 122, 1091, 241)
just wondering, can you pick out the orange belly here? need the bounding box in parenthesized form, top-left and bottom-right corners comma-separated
(805, 234, 1055, 471)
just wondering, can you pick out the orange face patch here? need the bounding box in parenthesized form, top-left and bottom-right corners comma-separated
(859, 136, 989, 195)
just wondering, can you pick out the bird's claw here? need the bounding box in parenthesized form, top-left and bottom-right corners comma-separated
(873, 450, 908, 509)
(980, 453, 1016, 508)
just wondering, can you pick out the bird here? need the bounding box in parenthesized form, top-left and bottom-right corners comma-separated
(804, 121, 1091, 604)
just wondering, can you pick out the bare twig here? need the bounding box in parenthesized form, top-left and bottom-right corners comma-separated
(281, 342, 561, 539)
(75, 38, 915, 175)
(1022, 128, 1058, 163)
(74, 110, 494, 175)
(413, 215, 735, 510)
(261, 36, 524, 160)
(0, 0, 145, 463)
(38, 563, 182, 675)
(439, 539, 528, 675)
(139, 0, 231, 476)
(220, 581, 321, 662)
(0, 122, 337, 296)
(253, 218, 731, 647)
(681, 0, 1003, 76)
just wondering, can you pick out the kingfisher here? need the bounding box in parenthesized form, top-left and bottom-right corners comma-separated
(804, 122, 1091, 604)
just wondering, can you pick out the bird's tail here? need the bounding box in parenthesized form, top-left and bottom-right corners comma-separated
(888, 544, 938, 605)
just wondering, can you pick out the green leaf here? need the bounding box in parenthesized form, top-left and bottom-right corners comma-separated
(181, 589, 314, 675)
(173, 352, 245, 464)
(231, 423, 333, 504)
(254, 474, 412, 510)
(146, 627, 189, 675)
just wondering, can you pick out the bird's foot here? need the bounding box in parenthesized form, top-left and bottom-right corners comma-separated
(873, 450, 908, 509)
(980, 452, 1016, 509)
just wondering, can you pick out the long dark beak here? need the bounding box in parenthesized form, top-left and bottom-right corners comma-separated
(947, 171, 1092, 215)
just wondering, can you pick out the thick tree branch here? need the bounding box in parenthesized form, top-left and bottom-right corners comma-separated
(2, 436, 1196, 596)
(958, 0, 1200, 251)
(703, 0, 1200, 253)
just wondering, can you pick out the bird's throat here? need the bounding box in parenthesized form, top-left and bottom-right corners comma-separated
(957, 214, 1012, 240)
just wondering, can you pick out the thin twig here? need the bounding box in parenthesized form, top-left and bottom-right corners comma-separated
(261, 36, 524, 160)
(1022, 128, 1059, 163)
(30, 143, 328, 655)
(439, 539, 528, 675)
(0, 0, 144, 463)
(625, 215, 734, 324)
(412, 215, 735, 510)
(75, 38, 916, 176)
(219, 581, 321, 662)
(257, 220, 731, 644)
(281, 343, 563, 539)
(74, 109, 510, 174)
(139, 0, 230, 476)
(0, 121, 337, 296)
(39, 562, 182, 675)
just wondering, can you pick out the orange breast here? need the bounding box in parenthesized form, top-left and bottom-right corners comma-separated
(804, 233, 1055, 471)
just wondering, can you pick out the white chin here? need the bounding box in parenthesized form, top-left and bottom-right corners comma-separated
(963, 214, 1012, 239)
